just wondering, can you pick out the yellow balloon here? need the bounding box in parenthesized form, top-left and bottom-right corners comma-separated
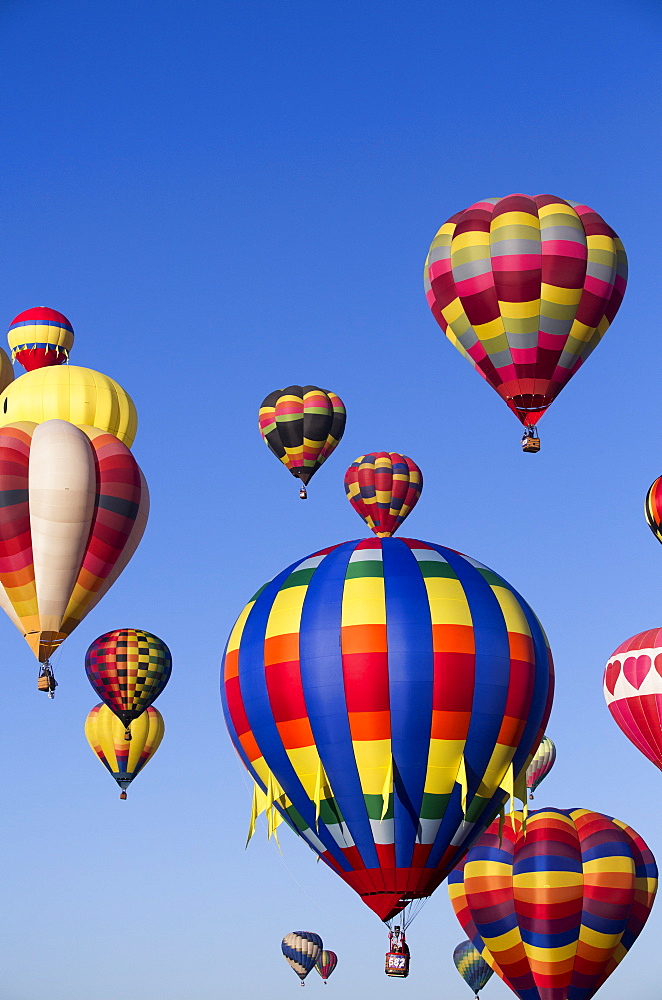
(85, 703, 164, 798)
(0, 366, 137, 446)
(0, 348, 14, 395)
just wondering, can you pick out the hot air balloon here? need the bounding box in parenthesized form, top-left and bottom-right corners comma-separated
(0, 365, 137, 446)
(221, 537, 553, 926)
(8, 307, 74, 372)
(344, 453, 422, 537)
(258, 386, 345, 498)
(453, 940, 493, 999)
(603, 628, 662, 769)
(85, 629, 172, 740)
(424, 194, 627, 452)
(315, 950, 337, 983)
(85, 703, 164, 799)
(525, 734, 556, 798)
(449, 807, 657, 1000)
(281, 931, 323, 984)
(645, 476, 662, 544)
(0, 420, 149, 679)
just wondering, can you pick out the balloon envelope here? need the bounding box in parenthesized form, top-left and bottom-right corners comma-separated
(449, 808, 657, 1000)
(222, 536, 553, 921)
(315, 950, 337, 982)
(344, 452, 422, 537)
(281, 931, 323, 981)
(604, 628, 662, 769)
(645, 476, 662, 544)
(0, 366, 137, 446)
(0, 420, 148, 662)
(258, 385, 345, 486)
(424, 194, 627, 427)
(8, 307, 74, 371)
(85, 703, 164, 794)
(453, 940, 493, 996)
(85, 629, 172, 730)
(525, 734, 556, 795)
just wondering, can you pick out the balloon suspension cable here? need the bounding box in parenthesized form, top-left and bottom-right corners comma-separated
(299, 486, 307, 500)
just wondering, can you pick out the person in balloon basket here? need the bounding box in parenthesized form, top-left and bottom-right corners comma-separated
(385, 925, 410, 977)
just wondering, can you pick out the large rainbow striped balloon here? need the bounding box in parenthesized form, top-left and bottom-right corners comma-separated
(449, 808, 657, 1000)
(424, 194, 627, 428)
(222, 537, 553, 922)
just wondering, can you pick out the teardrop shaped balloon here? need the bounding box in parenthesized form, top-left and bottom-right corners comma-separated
(85, 703, 164, 798)
(525, 734, 556, 798)
(0, 366, 137, 446)
(281, 931, 323, 982)
(449, 808, 657, 1000)
(8, 307, 74, 372)
(222, 537, 553, 923)
(424, 194, 627, 437)
(344, 453, 422, 537)
(603, 628, 662, 769)
(85, 629, 172, 736)
(645, 476, 662, 544)
(453, 940, 493, 998)
(258, 385, 345, 496)
(315, 950, 337, 982)
(0, 420, 149, 663)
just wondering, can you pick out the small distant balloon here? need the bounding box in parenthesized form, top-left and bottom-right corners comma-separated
(259, 386, 345, 498)
(281, 931, 323, 983)
(315, 950, 337, 983)
(525, 734, 556, 798)
(85, 703, 164, 799)
(344, 452, 422, 537)
(8, 307, 74, 371)
(453, 940, 493, 998)
(645, 476, 662, 544)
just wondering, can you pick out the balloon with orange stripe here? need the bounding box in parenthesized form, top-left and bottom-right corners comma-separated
(448, 807, 657, 1000)
(645, 475, 662, 544)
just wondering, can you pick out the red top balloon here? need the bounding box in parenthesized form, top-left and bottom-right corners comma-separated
(604, 628, 662, 769)
(7, 307, 74, 371)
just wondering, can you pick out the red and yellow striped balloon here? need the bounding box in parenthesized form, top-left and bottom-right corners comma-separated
(344, 453, 422, 537)
(449, 808, 657, 1000)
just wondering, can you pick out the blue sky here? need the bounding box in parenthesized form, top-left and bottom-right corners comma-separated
(1, 1, 661, 997)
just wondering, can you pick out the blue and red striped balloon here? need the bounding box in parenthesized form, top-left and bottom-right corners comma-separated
(222, 537, 554, 922)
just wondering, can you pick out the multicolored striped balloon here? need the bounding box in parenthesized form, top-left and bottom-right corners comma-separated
(453, 940, 493, 997)
(85, 629, 172, 737)
(449, 808, 657, 1000)
(424, 194, 627, 428)
(604, 628, 662, 770)
(525, 734, 556, 798)
(258, 386, 345, 491)
(315, 950, 338, 982)
(222, 537, 553, 922)
(645, 476, 662, 544)
(281, 931, 323, 982)
(7, 306, 74, 371)
(344, 453, 422, 537)
(0, 420, 149, 663)
(85, 703, 164, 798)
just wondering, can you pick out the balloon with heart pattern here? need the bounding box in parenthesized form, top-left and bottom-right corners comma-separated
(603, 627, 662, 770)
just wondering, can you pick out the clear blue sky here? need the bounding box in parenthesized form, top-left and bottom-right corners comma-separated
(1, 1, 661, 997)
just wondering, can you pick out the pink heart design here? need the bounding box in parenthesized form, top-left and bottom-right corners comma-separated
(623, 653, 652, 690)
(654, 653, 662, 678)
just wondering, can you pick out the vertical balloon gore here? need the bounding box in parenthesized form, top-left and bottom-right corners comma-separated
(424, 194, 627, 429)
(344, 452, 422, 536)
(8, 307, 74, 372)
